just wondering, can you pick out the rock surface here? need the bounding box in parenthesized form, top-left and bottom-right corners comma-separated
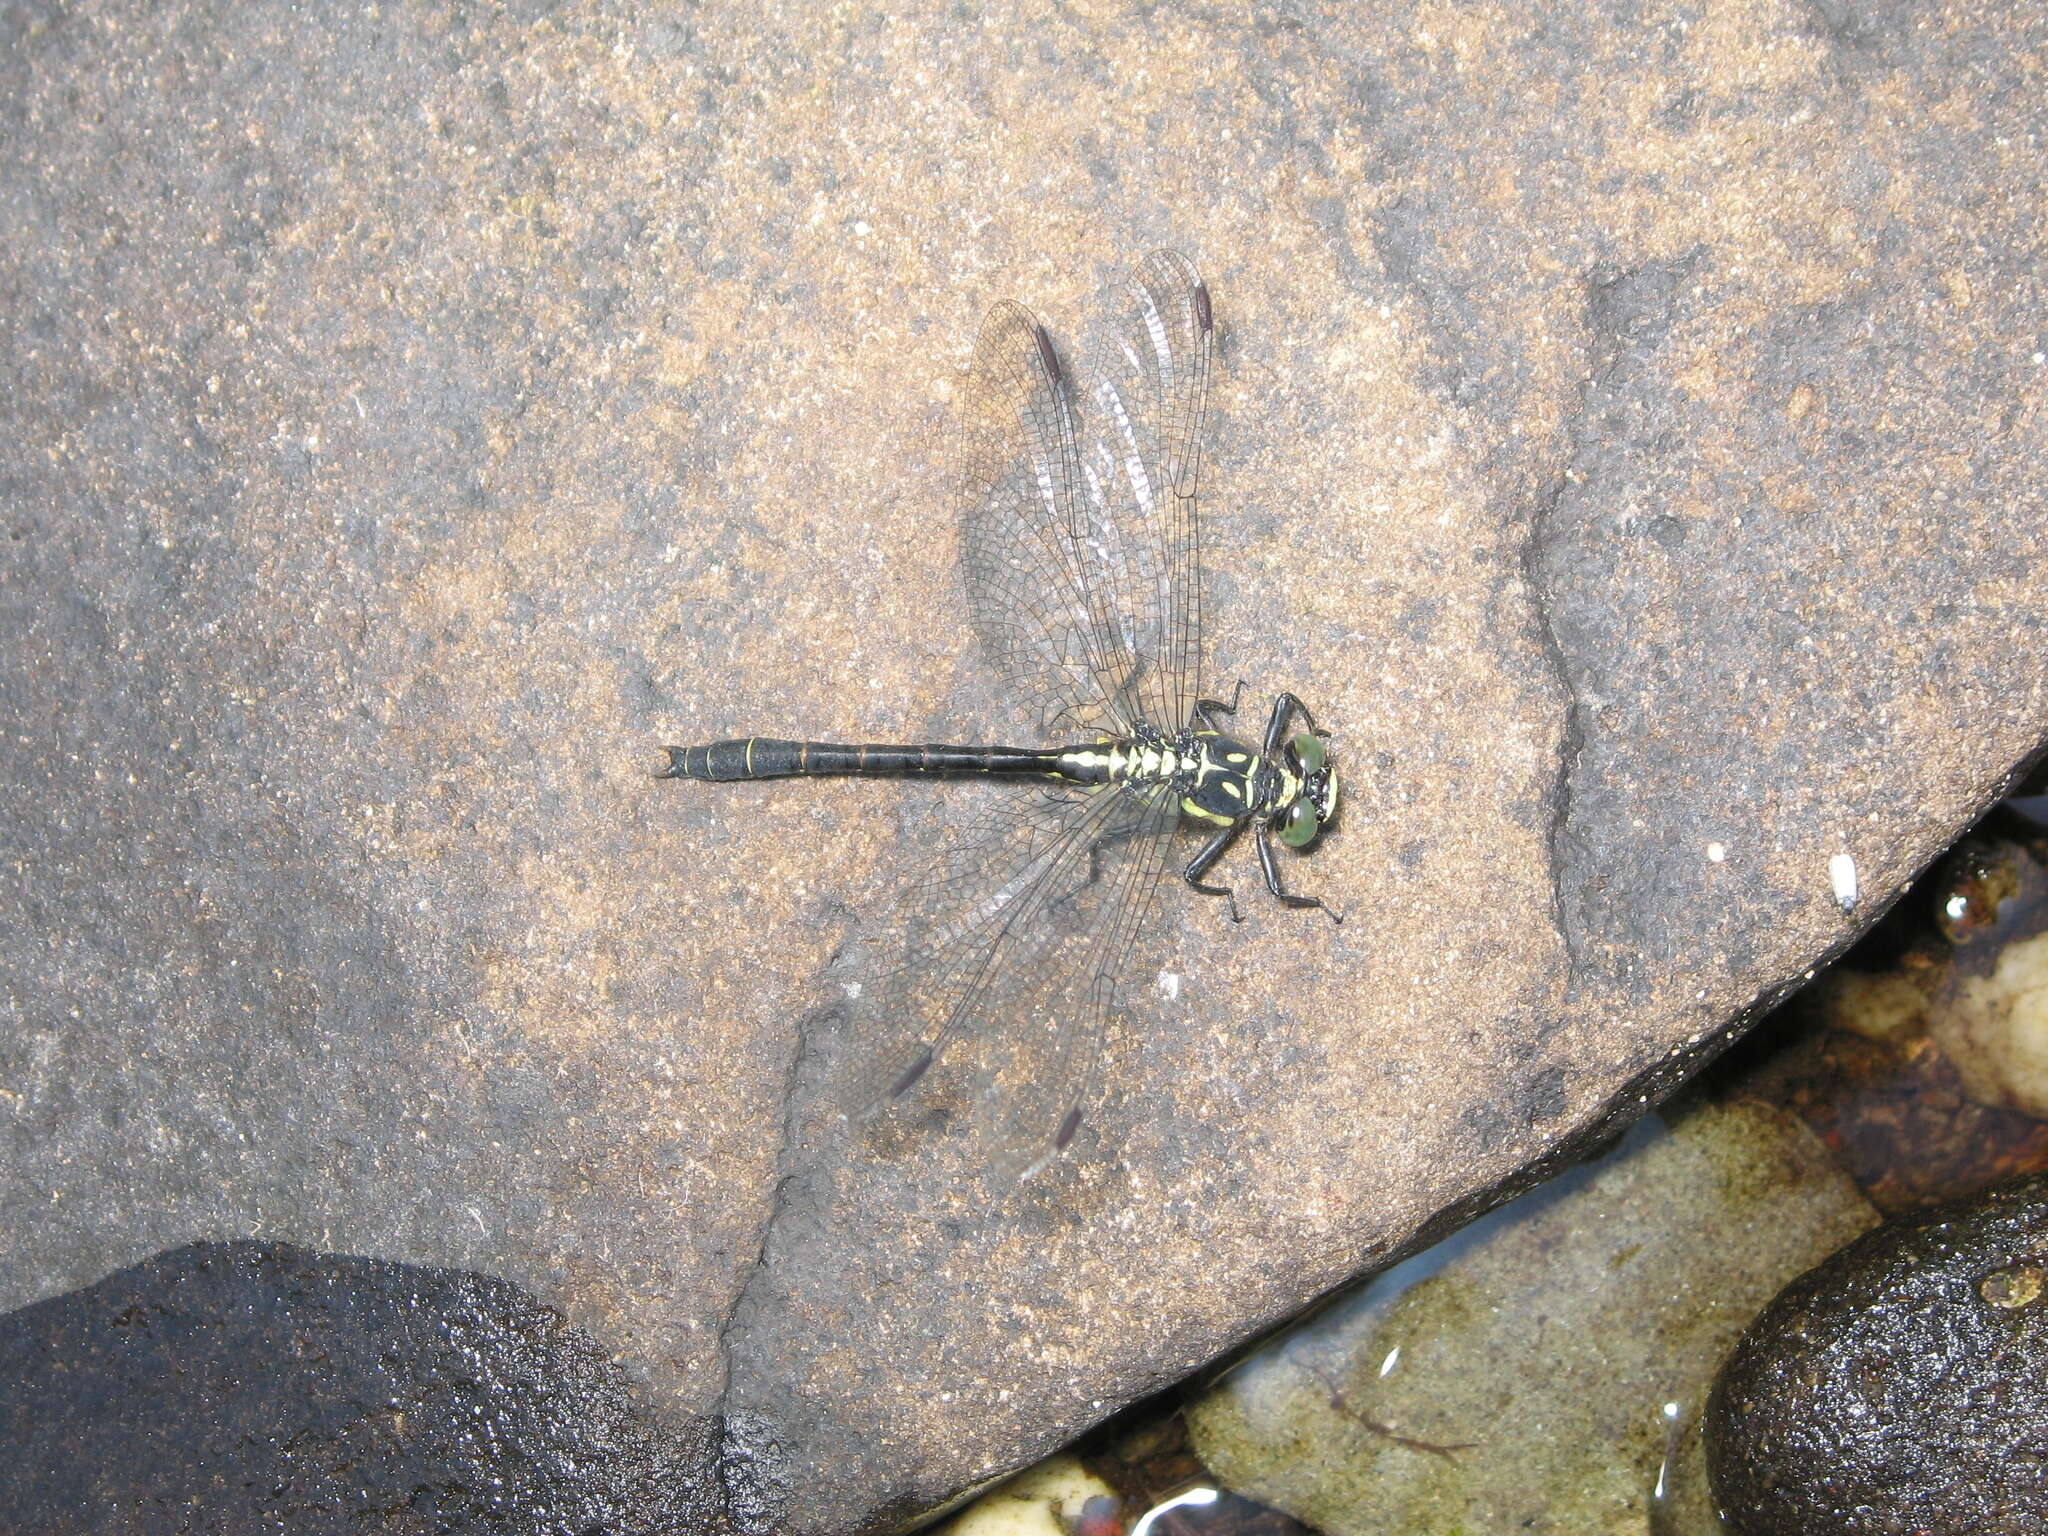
(1708, 1175, 2048, 1534)
(933, 1455, 1122, 1536)
(1186, 1100, 1878, 1535)
(0, 1241, 706, 1533)
(2, 1, 2045, 1532)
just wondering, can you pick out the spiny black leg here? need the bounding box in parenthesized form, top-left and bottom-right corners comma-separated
(1085, 815, 1151, 887)
(1194, 679, 1248, 732)
(1184, 823, 1244, 924)
(1184, 822, 1240, 884)
(1261, 692, 1324, 756)
(1256, 826, 1342, 924)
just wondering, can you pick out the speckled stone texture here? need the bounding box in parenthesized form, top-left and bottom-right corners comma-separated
(1, 1, 2043, 1532)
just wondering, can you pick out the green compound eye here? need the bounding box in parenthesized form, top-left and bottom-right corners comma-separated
(1290, 732, 1326, 775)
(1279, 798, 1321, 848)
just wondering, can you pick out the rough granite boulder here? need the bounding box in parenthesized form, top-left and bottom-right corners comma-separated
(2, 1, 2045, 1532)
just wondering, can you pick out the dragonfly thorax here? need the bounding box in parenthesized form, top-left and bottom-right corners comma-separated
(1050, 723, 1336, 847)
(1171, 729, 1277, 827)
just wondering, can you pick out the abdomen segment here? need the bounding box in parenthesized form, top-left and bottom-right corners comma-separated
(661, 738, 1064, 781)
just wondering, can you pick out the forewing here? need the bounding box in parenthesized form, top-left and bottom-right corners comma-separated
(1077, 250, 1215, 733)
(843, 781, 1179, 1186)
(957, 302, 1142, 740)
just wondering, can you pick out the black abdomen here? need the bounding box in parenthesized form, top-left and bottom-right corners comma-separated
(661, 738, 1059, 782)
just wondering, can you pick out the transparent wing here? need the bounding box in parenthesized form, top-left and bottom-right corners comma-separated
(956, 250, 1214, 740)
(957, 302, 1143, 739)
(1076, 248, 1215, 734)
(969, 783, 1179, 1185)
(842, 780, 1179, 1185)
(839, 253, 1213, 1180)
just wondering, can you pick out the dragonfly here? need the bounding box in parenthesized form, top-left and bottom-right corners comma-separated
(661, 251, 1339, 1184)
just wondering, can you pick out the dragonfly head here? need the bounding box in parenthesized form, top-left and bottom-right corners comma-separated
(1275, 731, 1340, 849)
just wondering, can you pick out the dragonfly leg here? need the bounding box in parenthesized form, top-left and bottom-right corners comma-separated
(1256, 825, 1342, 924)
(1261, 692, 1324, 755)
(1084, 815, 1154, 887)
(1194, 679, 1248, 732)
(1184, 823, 1244, 924)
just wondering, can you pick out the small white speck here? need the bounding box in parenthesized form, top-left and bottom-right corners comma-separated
(1706, 842, 1726, 863)
(852, 219, 871, 237)
(843, 981, 862, 1000)
(1829, 852, 1859, 912)
(1378, 1344, 1402, 1377)
(2035, 351, 2046, 365)
(1945, 893, 1969, 924)
(1158, 971, 1181, 1001)
(1663, 1400, 1681, 1420)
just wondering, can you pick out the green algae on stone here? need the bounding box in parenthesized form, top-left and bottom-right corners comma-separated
(1187, 1101, 1877, 1535)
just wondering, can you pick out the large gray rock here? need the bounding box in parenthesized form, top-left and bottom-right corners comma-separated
(2, 2, 2044, 1531)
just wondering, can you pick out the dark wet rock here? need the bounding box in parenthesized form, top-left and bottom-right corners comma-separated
(0, 1240, 711, 1533)
(1707, 1176, 2048, 1534)
(3, 2, 2047, 1533)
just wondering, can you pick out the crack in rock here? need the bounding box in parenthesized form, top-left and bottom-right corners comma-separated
(1522, 250, 1705, 995)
